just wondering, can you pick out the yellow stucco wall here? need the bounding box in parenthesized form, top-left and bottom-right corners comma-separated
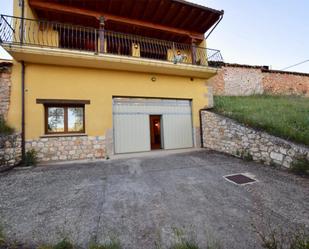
(13, 0, 35, 19)
(8, 63, 210, 140)
(9, 0, 212, 144)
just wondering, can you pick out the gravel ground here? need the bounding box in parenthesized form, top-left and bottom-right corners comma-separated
(0, 150, 308, 249)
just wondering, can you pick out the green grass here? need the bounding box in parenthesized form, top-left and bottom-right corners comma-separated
(213, 95, 309, 146)
(169, 238, 200, 249)
(0, 225, 6, 247)
(89, 239, 122, 249)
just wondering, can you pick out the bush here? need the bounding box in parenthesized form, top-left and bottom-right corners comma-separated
(24, 149, 38, 166)
(290, 156, 309, 176)
(0, 116, 14, 135)
(52, 239, 73, 249)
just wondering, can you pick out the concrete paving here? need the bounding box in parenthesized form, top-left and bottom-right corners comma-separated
(0, 150, 308, 249)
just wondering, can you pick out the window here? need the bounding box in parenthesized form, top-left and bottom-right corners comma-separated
(45, 105, 85, 134)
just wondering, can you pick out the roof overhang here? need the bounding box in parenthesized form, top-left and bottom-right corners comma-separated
(28, 0, 223, 42)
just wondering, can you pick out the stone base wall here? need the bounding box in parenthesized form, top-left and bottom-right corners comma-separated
(0, 61, 12, 119)
(26, 136, 105, 162)
(201, 111, 309, 168)
(0, 133, 22, 169)
(208, 63, 309, 96)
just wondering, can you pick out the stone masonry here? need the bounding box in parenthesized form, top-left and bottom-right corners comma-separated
(263, 70, 309, 96)
(208, 63, 309, 96)
(0, 61, 13, 119)
(26, 135, 106, 162)
(0, 133, 22, 169)
(201, 111, 309, 168)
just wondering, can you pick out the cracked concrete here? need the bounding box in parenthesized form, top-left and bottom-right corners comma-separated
(0, 150, 308, 249)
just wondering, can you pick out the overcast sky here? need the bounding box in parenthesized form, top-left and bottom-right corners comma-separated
(0, 0, 308, 73)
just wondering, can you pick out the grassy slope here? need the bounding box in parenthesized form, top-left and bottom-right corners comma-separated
(213, 95, 309, 146)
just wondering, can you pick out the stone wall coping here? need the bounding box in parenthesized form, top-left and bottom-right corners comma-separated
(223, 63, 309, 77)
(40, 133, 88, 138)
(261, 68, 309, 77)
(224, 63, 264, 69)
(201, 110, 309, 150)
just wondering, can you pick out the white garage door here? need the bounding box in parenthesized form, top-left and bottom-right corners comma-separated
(113, 98, 193, 154)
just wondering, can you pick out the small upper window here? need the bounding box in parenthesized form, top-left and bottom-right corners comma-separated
(45, 105, 85, 134)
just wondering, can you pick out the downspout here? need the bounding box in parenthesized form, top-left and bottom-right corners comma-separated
(21, 0, 26, 161)
(200, 12, 224, 148)
(199, 109, 205, 148)
(21, 61, 25, 161)
(205, 11, 224, 39)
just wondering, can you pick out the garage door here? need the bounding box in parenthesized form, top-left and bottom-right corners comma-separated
(113, 98, 193, 154)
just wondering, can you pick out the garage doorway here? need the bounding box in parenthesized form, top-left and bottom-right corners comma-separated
(113, 98, 193, 154)
(150, 115, 162, 150)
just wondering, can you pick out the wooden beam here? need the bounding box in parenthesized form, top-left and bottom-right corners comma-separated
(200, 14, 216, 32)
(142, 0, 157, 20)
(171, 6, 187, 27)
(160, 2, 176, 24)
(180, 8, 197, 28)
(189, 11, 207, 30)
(107, 0, 113, 12)
(29, 0, 204, 40)
(151, 0, 166, 22)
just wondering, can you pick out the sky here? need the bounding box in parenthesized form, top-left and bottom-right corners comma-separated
(0, 0, 308, 73)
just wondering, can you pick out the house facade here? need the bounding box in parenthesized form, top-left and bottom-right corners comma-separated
(0, 0, 223, 162)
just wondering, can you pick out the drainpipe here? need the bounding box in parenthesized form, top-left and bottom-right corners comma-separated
(21, 61, 26, 161)
(199, 109, 204, 148)
(205, 11, 224, 39)
(19, 0, 26, 161)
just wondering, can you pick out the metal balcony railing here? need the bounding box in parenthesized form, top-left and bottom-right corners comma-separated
(0, 15, 223, 67)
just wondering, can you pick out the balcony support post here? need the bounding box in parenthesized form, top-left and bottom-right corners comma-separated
(94, 29, 98, 54)
(191, 38, 197, 65)
(20, 0, 25, 45)
(99, 16, 105, 54)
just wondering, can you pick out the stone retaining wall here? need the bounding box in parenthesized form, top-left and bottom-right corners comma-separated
(201, 111, 309, 168)
(208, 63, 309, 96)
(26, 135, 106, 162)
(0, 133, 22, 169)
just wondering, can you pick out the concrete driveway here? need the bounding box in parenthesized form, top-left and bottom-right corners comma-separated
(0, 150, 308, 249)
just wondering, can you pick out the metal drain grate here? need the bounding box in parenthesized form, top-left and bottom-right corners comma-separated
(224, 173, 256, 185)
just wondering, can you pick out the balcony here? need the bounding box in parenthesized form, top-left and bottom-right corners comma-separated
(0, 15, 223, 77)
